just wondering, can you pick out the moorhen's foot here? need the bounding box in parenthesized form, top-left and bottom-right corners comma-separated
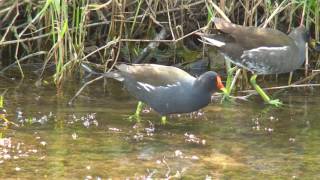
(221, 95, 231, 103)
(267, 99, 283, 107)
(219, 86, 230, 102)
(127, 113, 141, 122)
(127, 101, 143, 122)
(221, 92, 232, 102)
(221, 89, 236, 104)
(160, 116, 167, 125)
(0, 115, 18, 127)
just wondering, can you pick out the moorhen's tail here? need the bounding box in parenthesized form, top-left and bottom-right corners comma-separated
(211, 18, 243, 33)
(197, 34, 226, 47)
(196, 18, 236, 48)
(196, 32, 232, 48)
(81, 63, 124, 81)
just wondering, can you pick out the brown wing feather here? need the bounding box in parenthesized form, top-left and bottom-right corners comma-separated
(212, 18, 293, 48)
(116, 64, 195, 86)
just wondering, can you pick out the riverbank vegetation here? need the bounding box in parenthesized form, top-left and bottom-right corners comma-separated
(0, 0, 319, 89)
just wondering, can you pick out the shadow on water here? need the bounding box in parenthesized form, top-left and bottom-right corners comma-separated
(1, 77, 320, 179)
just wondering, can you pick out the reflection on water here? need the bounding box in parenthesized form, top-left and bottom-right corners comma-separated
(1, 78, 320, 179)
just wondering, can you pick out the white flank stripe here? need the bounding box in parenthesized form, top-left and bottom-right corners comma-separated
(201, 37, 226, 47)
(137, 82, 155, 92)
(247, 46, 288, 52)
(161, 82, 181, 88)
(241, 46, 289, 59)
(136, 82, 182, 92)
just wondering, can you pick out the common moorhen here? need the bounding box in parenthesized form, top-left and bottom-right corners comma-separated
(198, 18, 309, 106)
(105, 64, 225, 122)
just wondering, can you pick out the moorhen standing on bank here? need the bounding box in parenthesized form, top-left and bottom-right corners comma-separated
(99, 64, 225, 123)
(198, 18, 309, 107)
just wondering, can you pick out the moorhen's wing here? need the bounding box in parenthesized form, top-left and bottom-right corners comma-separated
(116, 64, 195, 86)
(212, 18, 293, 47)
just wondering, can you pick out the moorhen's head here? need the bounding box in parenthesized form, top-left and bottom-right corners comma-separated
(289, 25, 310, 44)
(194, 71, 225, 93)
(289, 26, 310, 63)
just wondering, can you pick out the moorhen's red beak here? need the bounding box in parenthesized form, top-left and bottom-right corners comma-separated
(216, 76, 227, 93)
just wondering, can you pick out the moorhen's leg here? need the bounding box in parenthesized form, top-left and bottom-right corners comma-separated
(0, 96, 18, 126)
(222, 66, 238, 100)
(128, 101, 144, 122)
(250, 74, 282, 107)
(288, 72, 293, 85)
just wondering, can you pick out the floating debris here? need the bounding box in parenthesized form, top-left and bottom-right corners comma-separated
(252, 118, 260, 130)
(0, 137, 11, 147)
(108, 127, 121, 132)
(191, 155, 200, 160)
(70, 113, 98, 128)
(72, 132, 78, 140)
(16, 109, 52, 125)
(84, 175, 92, 180)
(40, 141, 47, 146)
(269, 116, 279, 121)
(0, 137, 40, 164)
(133, 133, 144, 141)
(174, 150, 183, 158)
(29, 149, 38, 153)
(184, 133, 206, 145)
(15, 167, 21, 171)
(145, 121, 155, 136)
(289, 138, 296, 143)
(169, 110, 205, 119)
(265, 128, 274, 133)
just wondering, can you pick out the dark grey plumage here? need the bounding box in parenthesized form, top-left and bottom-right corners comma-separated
(115, 64, 223, 115)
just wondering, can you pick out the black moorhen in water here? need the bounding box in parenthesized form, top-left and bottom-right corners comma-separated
(106, 64, 225, 123)
(198, 18, 309, 107)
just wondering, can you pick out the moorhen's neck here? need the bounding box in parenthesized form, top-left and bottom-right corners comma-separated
(289, 26, 308, 62)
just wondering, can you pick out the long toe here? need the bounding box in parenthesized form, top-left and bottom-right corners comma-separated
(267, 99, 283, 107)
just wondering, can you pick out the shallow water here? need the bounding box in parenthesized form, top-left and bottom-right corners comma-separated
(1, 77, 320, 179)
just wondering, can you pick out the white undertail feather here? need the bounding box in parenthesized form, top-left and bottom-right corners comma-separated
(201, 37, 226, 47)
